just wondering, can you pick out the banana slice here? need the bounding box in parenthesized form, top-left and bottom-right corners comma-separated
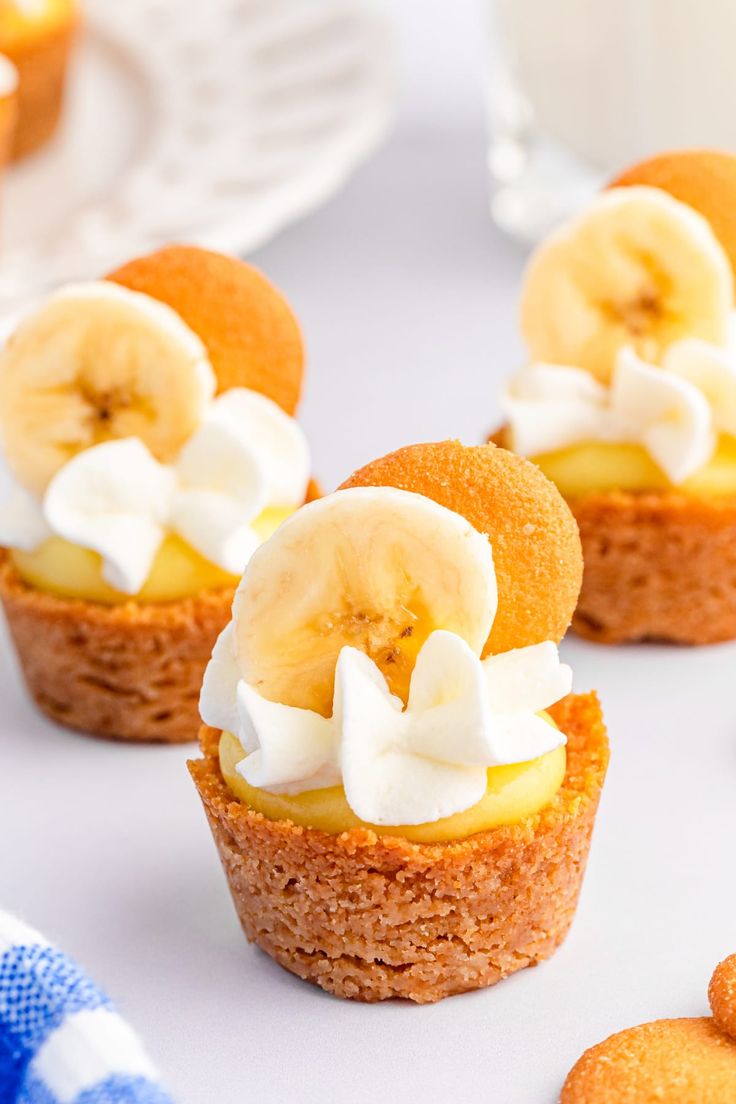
(520, 186, 734, 383)
(0, 282, 216, 495)
(233, 486, 498, 717)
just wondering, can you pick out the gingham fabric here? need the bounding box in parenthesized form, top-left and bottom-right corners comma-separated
(0, 912, 173, 1104)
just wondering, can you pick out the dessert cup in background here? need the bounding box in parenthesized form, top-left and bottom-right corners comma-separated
(0, 0, 79, 160)
(0, 245, 317, 742)
(495, 149, 736, 644)
(0, 55, 17, 166)
(190, 440, 609, 1002)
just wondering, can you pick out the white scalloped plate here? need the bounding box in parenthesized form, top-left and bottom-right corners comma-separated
(0, 0, 394, 311)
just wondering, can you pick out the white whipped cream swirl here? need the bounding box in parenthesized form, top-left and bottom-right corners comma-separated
(502, 337, 736, 484)
(200, 625, 570, 826)
(0, 388, 310, 593)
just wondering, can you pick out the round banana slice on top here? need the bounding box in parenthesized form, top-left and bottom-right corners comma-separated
(0, 282, 216, 496)
(520, 186, 734, 383)
(233, 486, 498, 717)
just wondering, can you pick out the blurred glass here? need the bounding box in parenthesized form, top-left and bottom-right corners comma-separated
(486, 0, 736, 243)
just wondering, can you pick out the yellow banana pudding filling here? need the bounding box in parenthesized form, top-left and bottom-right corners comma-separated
(10, 506, 294, 604)
(219, 727, 567, 844)
(529, 435, 736, 499)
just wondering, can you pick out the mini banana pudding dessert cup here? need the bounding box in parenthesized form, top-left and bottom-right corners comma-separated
(0, 244, 316, 742)
(0, 0, 79, 160)
(497, 149, 736, 645)
(189, 440, 609, 1003)
(0, 55, 18, 167)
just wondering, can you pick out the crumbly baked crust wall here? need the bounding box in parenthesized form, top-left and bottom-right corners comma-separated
(571, 490, 736, 644)
(189, 691, 609, 1003)
(0, 554, 234, 742)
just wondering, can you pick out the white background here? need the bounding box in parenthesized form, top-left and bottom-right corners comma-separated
(3, 3, 736, 1103)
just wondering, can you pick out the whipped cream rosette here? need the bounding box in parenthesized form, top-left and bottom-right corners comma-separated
(497, 166, 736, 645)
(189, 440, 609, 1003)
(0, 249, 314, 741)
(503, 342, 733, 487)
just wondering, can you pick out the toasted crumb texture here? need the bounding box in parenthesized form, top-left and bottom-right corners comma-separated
(3, 5, 78, 160)
(560, 1018, 736, 1103)
(709, 955, 736, 1042)
(107, 245, 304, 415)
(570, 490, 736, 644)
(189, 691, 608, 1003)
(341, 440, 583, 657)
(0, 555, 233, 743)
(609, 149, 736, 286)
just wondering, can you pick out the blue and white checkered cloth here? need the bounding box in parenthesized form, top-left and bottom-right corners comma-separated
(0, 911, 173, 1104)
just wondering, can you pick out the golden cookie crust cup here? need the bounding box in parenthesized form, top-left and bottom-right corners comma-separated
(1, 1, 79, 161)
(570, 490, 736, 645)
(0, 480, 322, 742)
(0, 553, 234, 743)
(188, 692, 609, 1004)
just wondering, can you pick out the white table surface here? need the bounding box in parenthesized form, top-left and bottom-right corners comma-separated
(3, 3, 736, 1103)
